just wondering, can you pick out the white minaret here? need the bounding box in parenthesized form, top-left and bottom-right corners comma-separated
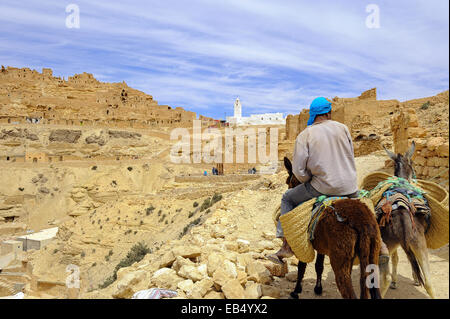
(234, 97, 242, 118)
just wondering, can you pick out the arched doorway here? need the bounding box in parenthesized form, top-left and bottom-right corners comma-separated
(33, 158, 38, 163)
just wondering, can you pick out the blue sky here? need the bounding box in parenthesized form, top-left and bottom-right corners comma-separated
(0, 0, 448, 119)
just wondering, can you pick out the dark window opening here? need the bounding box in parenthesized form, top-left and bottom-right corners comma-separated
(4, 216, 15, 223)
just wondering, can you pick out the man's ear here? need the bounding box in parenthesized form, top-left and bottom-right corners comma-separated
(284, 157, 292, 173)
(383, 145, 397, 161)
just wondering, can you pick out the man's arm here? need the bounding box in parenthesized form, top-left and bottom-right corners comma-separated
(292, 132, 311, 183)
(344, 125, 354, 155)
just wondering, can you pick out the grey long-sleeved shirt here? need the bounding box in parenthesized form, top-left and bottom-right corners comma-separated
(292, 120, 358, 196)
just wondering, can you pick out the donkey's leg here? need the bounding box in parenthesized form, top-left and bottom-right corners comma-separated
(412, 267, 421, 286)
(314, 254, 325, 295)
(290, 261, 307, 299)
(330, 257, 356, 299)
(390, 250, 399, 289)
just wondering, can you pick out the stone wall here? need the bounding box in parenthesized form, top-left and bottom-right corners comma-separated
(284, 88, 398, 156)
(284, 114, 298, 140)
(390, 108, 449, 187)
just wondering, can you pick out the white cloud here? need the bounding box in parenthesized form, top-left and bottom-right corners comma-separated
(0, 0, 447, 118)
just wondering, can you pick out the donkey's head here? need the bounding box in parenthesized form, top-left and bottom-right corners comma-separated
(284, 157, 301, 189)
(383, 141, 416, 180)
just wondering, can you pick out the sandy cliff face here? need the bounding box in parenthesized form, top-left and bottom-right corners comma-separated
(0, 125, 165, 160)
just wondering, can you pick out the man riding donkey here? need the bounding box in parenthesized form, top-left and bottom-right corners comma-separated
(267, 97, 389, 265)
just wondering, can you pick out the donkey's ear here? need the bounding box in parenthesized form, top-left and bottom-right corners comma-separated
(284, 157, 293, 173)
(383, 145, 397, 161)
(405, 141, 416, 160)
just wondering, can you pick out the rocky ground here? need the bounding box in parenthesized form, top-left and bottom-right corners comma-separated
(68, 153, 447, 299)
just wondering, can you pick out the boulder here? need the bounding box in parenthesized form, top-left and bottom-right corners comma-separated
(116, 266, 137, 282)
(224, 241, 239, 252)
(187, 278, 214, 299)
(151, 268, 183, 290)
(245, 281, 262, 299)
(210, 225, 227, 239)
(177, 279, 194, 293)
(236, 239, 250, 253)
(172, 246, 201, 259)
(206, 253, 225, 276)
(237, 270, 248, 285)
(246, 261, 272, 284)
(212, 267, 237, 289)
(223, 260, 238, 278)
(112, 270, 148, 299)
(235, 253, 254, 271)
(191, 235, 205, 246)
(261, 285, 281, 298)
(177, 264, 207, 282)
(257, 240, 275, 251)
(204, 291, 225, 299)
(262, 231, 276, 240)
(158, 251, 176, 268)
(221, 279, 246, 299)
(172, 256, 195, 272)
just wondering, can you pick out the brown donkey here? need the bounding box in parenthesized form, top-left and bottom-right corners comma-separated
(380, 142, 435, 298)
(283, 157, 382, 299)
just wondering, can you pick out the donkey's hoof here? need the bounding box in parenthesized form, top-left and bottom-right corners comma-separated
(289, 292, 299, 299)
(314, 285, 323, 295)
(390, 281, 397, 289)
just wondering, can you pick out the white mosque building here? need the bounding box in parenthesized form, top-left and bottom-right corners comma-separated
(226, 98, 285, 126)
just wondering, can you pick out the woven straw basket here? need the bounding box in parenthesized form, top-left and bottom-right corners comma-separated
(361, 172, 449, 249)
(279, 198, 316, 263)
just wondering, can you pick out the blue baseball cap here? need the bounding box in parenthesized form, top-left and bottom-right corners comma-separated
(307, 97, 332, 126)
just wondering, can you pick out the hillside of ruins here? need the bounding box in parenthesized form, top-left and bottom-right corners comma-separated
(0, 66, 448, 299)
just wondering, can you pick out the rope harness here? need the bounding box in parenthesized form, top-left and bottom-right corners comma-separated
(307, 195, 349, 241)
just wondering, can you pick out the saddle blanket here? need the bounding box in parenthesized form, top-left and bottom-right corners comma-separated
(375, 188, 431, 231)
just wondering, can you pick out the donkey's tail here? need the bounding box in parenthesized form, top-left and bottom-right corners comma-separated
(357, 221, 382, 299)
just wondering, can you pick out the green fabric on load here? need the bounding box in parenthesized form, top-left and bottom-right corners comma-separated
(360, 176, 426, 201)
